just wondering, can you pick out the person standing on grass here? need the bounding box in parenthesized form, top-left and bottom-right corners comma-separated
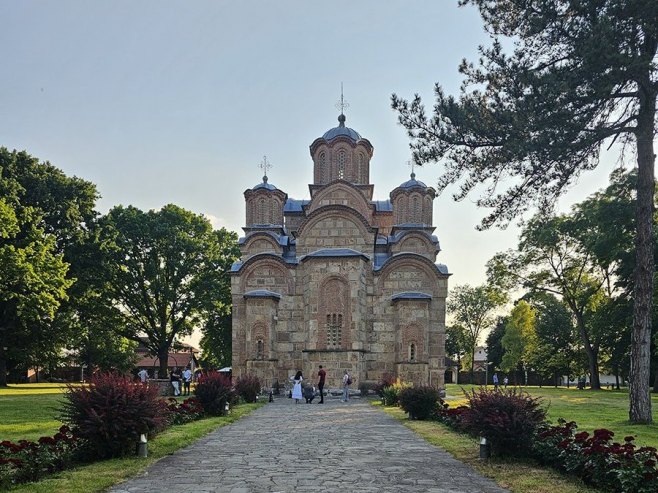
(292, 370, 303, 404)
(342, 370, 351, 402)
(492, 372, 499, 390)
(317, 365, 326, 404)
(170, 367, 182, 396)
(182, 367, 192, 396)
(137, 368, 149, 384)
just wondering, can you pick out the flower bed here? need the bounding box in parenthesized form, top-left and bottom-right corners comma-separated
(534, 419, 658, 493)
(167, 397, 205, 425)
(433, 388, 658, 493)
(0, 425, 80, 489)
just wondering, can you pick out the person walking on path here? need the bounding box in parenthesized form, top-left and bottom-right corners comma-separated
(317, 365, 326, 404)
(292, 370, 303, 404)
(341, 370, 351, 402)
(137, 368, 149, 384)
(492, 372, 499, 390)
(182, 367, 192, 396)
(170, 367, 182, 396)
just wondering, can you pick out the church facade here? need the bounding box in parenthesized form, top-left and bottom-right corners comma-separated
(230, 113, 449, 389)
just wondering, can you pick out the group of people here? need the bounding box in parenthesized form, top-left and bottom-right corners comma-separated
(290, 366, 352, 404)
(492, 373, 509, 389)
(136, 366, 194, 396)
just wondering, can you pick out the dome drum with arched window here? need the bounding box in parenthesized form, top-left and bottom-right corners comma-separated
(310, 114, 373, 186)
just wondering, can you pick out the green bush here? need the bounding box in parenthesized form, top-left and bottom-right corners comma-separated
(380, 379, 412, 406)
(194, 371, 234, 416)
(399, 386, 443, 420)
(234, 374, 261, 403)
(61, 373, 169, 459)
(459, 387, 546, 457)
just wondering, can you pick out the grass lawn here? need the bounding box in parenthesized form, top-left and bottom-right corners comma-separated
(0, 384, 69, 442)
(0, 384, 264, 492)
(445, 384, 658, 449)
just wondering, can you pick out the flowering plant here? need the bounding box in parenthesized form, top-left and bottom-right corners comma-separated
(534, 419, 658, 492)
(167, 397, 205, 425)
(0, 426, 80, 487)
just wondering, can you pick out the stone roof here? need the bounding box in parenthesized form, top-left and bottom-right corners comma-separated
(300, 248, 370, 263)
(243, 290, 282, 300)
(391, 292, 433, 301)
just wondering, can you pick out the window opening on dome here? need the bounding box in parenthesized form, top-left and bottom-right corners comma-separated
(258, 198, 266, 224)
(337, 151, 346, 180)
(412, 196, 421, 223)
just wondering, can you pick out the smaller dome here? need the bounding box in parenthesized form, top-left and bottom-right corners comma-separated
(322, 114, 362, 141)
(252, 175, 277, 191)
(398, 172, 427, 189)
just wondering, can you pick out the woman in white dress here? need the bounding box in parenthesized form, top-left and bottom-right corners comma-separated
(292, 370, 303, 404)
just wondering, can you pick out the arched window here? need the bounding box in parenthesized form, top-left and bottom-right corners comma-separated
(326, 313, 343, 349)
(258, 198, 267, 224)
(337, 150, 346, 180)
(319, 152, 326, 182)
(256, 339, 264, 360)
(409, 343, 416, 362)
(358, 153, 365, 183)
(412, 196, 421, 223)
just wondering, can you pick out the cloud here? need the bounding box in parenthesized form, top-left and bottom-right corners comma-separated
(203, 213, 226, 229)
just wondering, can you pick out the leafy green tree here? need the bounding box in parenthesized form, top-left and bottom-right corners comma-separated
(570, 170, 658, 391)
(100, 204, 239, 378)
(485, 316, 507, 372)
(501, 301, 537, 384)
(447, 284, 506, 378)
(0, 148, 101, 382)
(199, 312, 232, 370)
(528, 293, 578, 387)
(392, 0, 657, 423)
(0, 198, 72, 385)
(488, 215, 608, 389)
(445, 323, 469, 380)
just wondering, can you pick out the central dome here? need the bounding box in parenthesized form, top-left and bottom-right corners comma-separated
(322, 114, 362, 141)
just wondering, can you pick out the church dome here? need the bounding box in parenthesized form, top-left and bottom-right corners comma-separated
(398, 172, 427, 189)
(252, 175, 278, 191)
(322, 114, 362, 142)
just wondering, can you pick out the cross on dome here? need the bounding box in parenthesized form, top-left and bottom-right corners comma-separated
(407, 159, 416, 180)
(258, 155, 272, 182)
(335, 82, 350, 127)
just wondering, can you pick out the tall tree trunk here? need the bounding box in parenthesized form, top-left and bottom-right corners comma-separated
(574, 313, 601, 389)
(629, 86, 655, 423)
(158, 349, 169, 379)
(0, 345, 7, 387)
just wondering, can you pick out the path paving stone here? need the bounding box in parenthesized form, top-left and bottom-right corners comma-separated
(110, 397, 509, 493)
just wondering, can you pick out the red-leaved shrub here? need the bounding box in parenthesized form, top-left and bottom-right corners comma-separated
(194, 371, 234, 416)
(234, 374, 261, 403)
(459, 388, 546, 456)
(61, 372, 170, 459)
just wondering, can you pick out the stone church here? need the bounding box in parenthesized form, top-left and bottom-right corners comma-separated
(230, 113, 449, 389)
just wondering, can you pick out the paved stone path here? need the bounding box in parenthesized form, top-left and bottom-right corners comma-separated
(111, 397, 508, 493)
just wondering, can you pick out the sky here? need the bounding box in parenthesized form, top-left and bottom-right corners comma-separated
(1, 0, 626, 294)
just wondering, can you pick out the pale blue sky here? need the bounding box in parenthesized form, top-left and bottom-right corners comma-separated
(1, 0, 619, 289)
